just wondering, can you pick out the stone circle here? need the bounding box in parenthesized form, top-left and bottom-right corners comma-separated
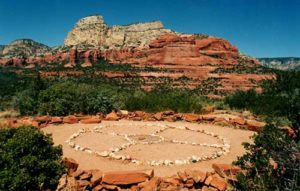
(65, 122, 231, 166)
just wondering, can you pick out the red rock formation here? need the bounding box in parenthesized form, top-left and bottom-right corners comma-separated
(102, 34, 240, 66)
(0, 33, 272, 94)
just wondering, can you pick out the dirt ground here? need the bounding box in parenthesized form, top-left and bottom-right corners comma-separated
(43, 120, 253, 176)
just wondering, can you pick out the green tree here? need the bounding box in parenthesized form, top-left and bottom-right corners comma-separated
(0, 126, 65, 191)
(37, 82, 116, 115)
(234, 124, 300, 190)
(229, 71, 300, 190)
(13, 73, 46, 115)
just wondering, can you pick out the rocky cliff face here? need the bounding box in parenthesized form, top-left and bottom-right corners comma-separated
(64, 15, 172, 49)
(259, 57, 300, 71)
(64, 15, 108, 47)
(0, 39, 50, 58)
(0, 14, 274, 94)
(103, 33, 240, 66)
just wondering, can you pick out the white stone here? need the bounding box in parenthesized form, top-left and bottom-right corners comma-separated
(175, 160, 184, 165)
(99, 151, 109, 157)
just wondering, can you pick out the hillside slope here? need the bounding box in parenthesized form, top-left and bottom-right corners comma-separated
(0, 15, 274, 94)
(0, 39, 50, 58)
(259, 57, 300, 71)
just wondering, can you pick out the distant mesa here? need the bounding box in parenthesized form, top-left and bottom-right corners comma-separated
(259, 57, 300, 71)
(0, 39, 50, 58)
(0, 14, 275, 94)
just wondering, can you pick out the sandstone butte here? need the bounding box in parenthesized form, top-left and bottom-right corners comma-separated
(0, 15, 274, 93)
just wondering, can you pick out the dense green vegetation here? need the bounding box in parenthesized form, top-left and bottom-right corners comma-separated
(125, 89, 204, 113)
(234, 124, 300, 190)
(0, 70, 31, 110)
(227, 71, 300, 190)
(225, 71, 300, 138)
(1, 61, 300, 190)
(0, 126, 65, 190)
(0, 66, 223, 115)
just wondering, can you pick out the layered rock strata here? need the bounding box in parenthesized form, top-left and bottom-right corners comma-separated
(0, 15, 273, 93)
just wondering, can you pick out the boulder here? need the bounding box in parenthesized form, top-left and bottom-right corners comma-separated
(209, 174, 227, 191)
(153, 112, 163, 121)
(183, 114, 200, 122)
(184, 169, 206, 183)
(134, 111, 146, 118)
(105, 111, 120, 121)
(201, 114, 216, 121)
(34, 116, 52, 123)
(102, 169, 154, 185)
(90, 170, 103, 187)
(50, 116, 62, 124)
(63, 115, 78, 124)
(62, 157, 79, 175)
(231, 117, 246, 125)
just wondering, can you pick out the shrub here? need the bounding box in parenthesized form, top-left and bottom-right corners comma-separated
(0, 71, 31, 110)
(14, 89, 37, 115)
(225, 89, 258, 110)
(12, 73, 45, 115)
(226, 71, 300, 139)
(37, 82, 116, 115)
(230, 71, 300, 190)
(234, 123, 300, 190)
(125, 89, 203, 113)
(0, 126, 65, 191)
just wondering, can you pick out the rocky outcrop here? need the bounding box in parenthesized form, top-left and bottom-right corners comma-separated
(0, 14, 274, 93)
(0, 39, 50, 58)
(103, 33, 240, 66)
(64, 15, 108, 47)
(0, 48, 101, 68)
(64, 15, 172, 49)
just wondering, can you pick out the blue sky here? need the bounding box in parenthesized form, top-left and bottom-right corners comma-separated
(0, 0, 299, 57)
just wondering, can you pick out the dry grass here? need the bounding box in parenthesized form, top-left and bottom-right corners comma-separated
(0, 110, 19, 119)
